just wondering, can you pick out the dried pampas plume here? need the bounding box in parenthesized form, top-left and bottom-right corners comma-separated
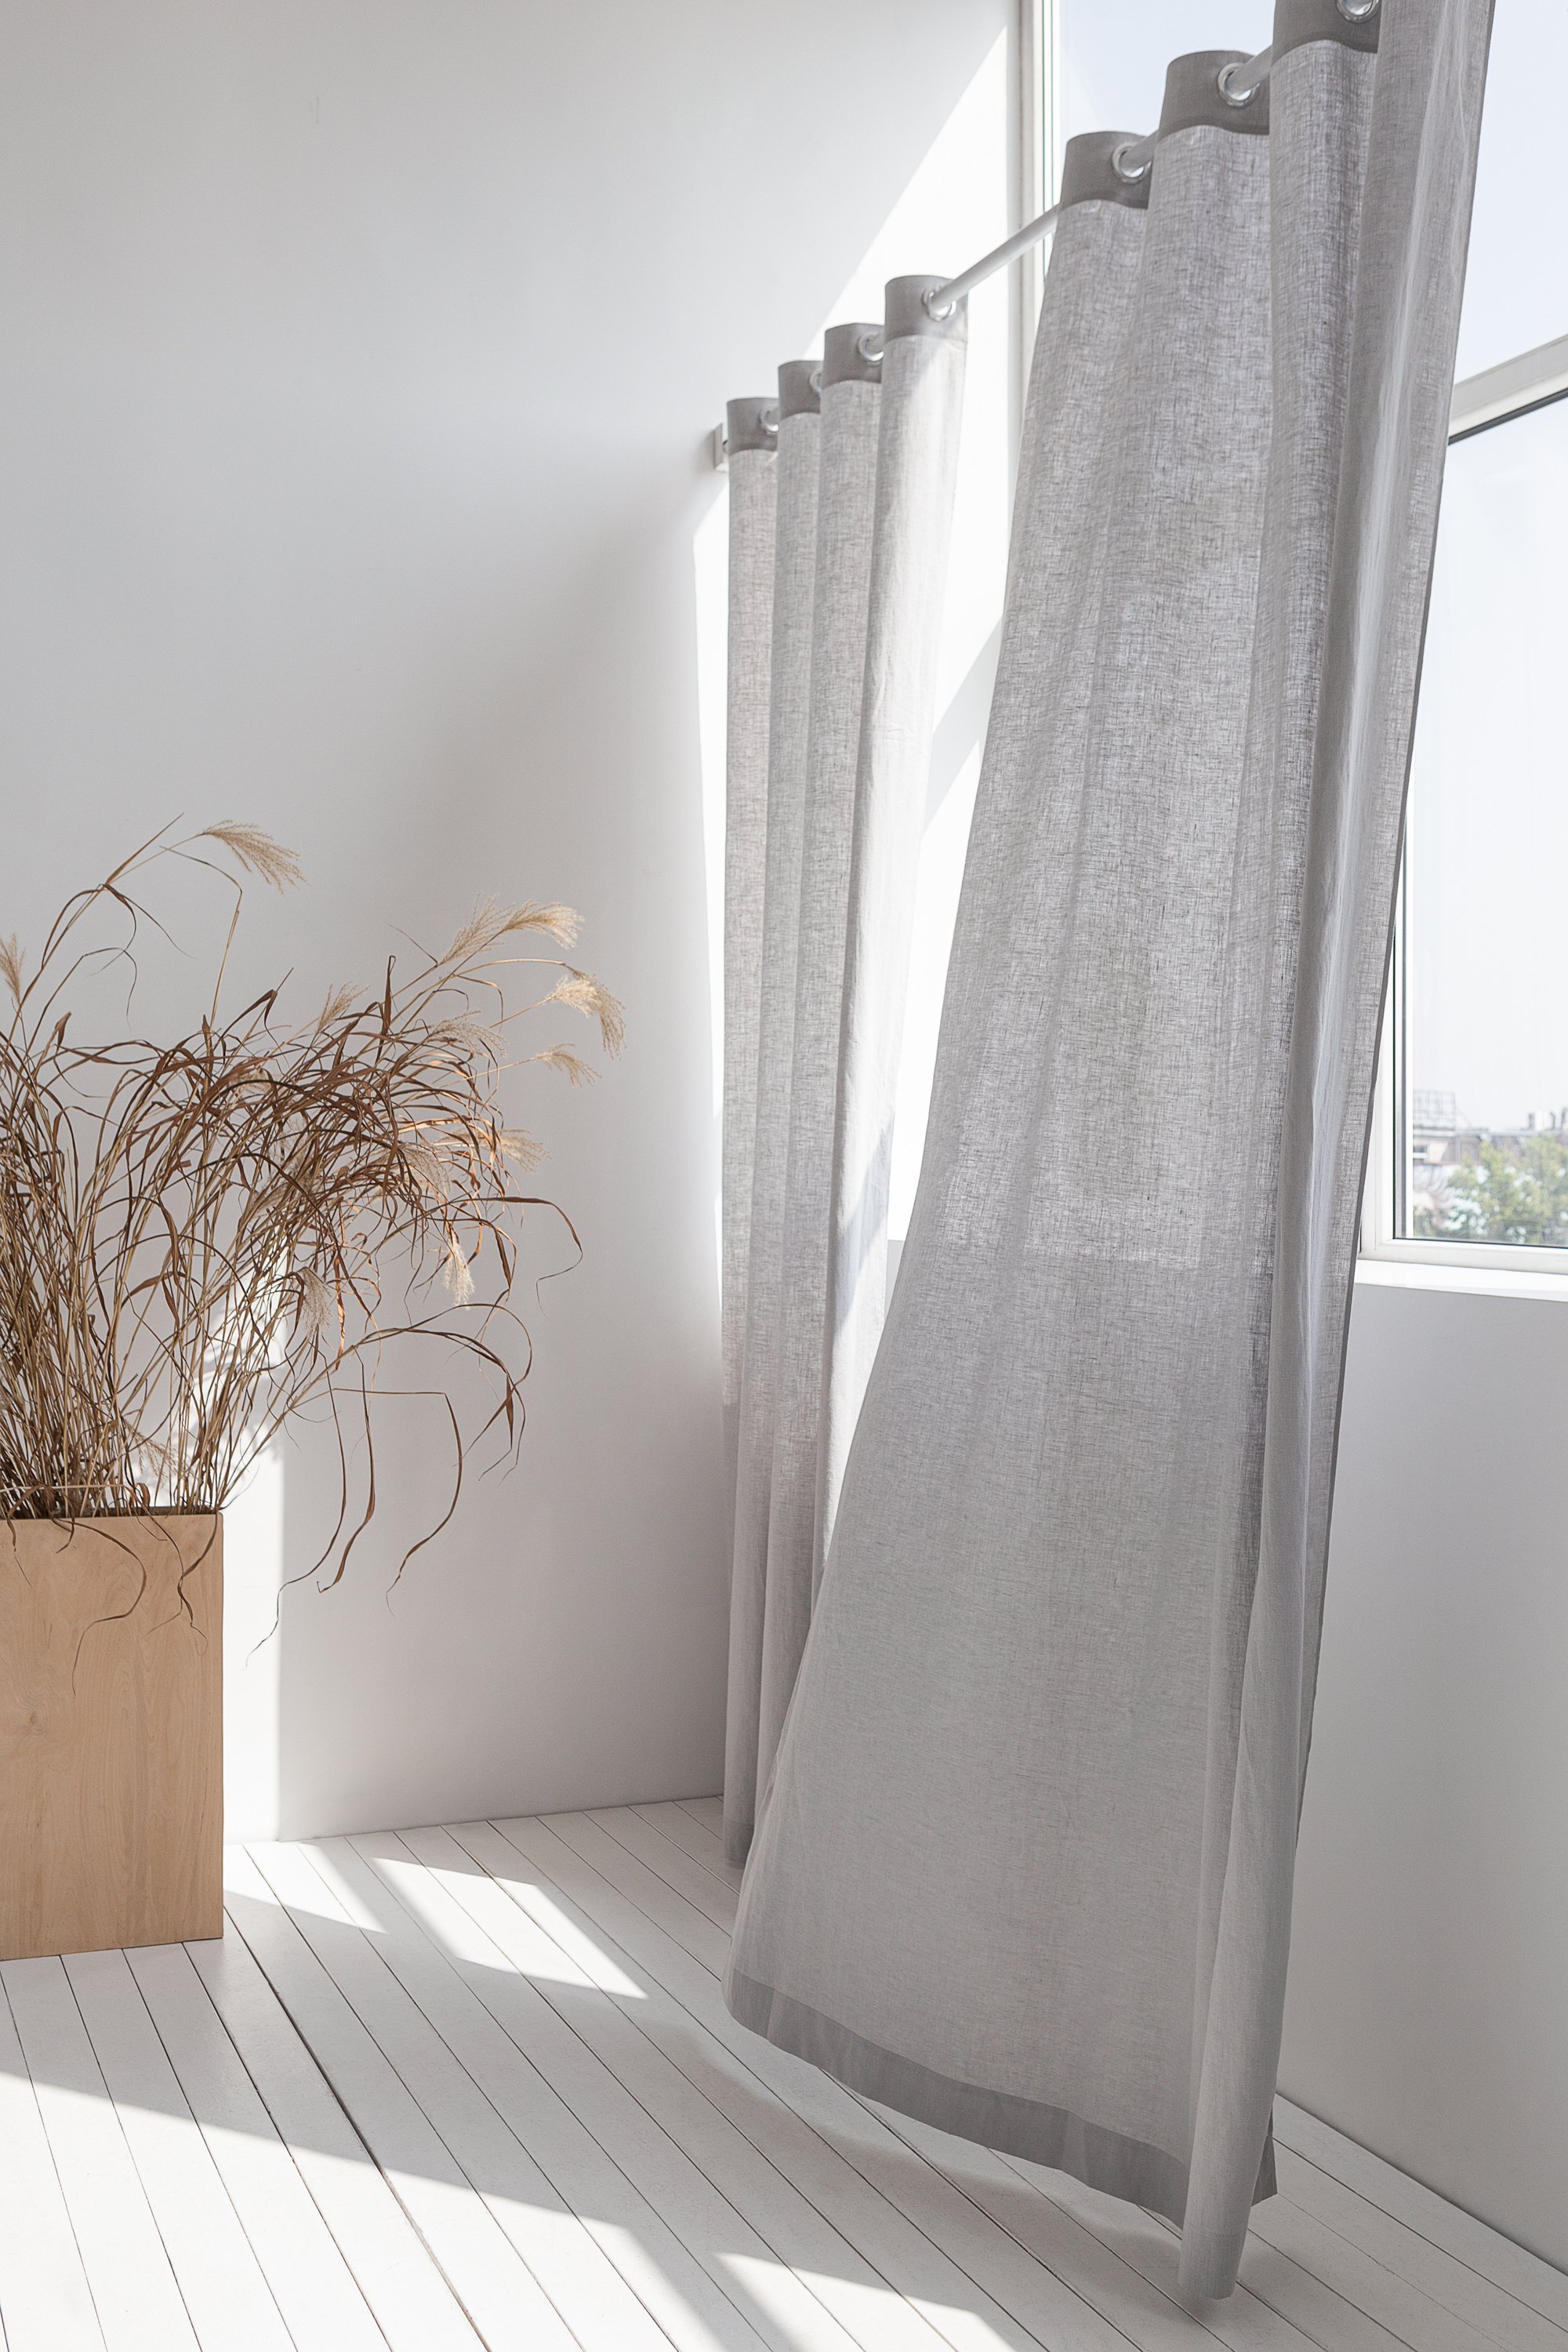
(546, 969, 626, 1055)
(500, 1129, 546, 1171)
(443, 1231, 476, 1304)
(198, 822, 305, 891)
(531, 1044, 596, 1086)
(296, 1265, 335, 1343)
(314, 982, 360, 1032)
(446, 895, 581, 965)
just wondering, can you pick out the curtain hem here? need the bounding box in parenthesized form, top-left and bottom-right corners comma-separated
(724, 1962, 1277, 2226)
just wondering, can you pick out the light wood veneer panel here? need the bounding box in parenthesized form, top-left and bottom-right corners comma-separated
(0, 1514, 221, 1958)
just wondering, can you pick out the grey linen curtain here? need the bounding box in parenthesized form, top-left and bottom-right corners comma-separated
(720, 397, 778, 1501)
(724, 0, 1492, 2302)
(724, 287, 967, 1865)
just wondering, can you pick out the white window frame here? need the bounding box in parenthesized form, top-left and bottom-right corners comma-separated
(1014, 0, 1059, 473)
(1361, 329, 1568, 1276)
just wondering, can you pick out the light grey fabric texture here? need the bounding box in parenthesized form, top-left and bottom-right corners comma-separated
(724, 393, 819, 1850)
(723, 290, 967, 1866)
(724, 0, 1492, 2302)
(720, 430, 776, 1504)
(816, 278, 967, 1587)
(753, 355, 884, 1832)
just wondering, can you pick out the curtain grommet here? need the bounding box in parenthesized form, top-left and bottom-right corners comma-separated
(1111, 140, 1152, 184)
(1338, 0, 1379, 20)
(1218, 60, 1263, 107)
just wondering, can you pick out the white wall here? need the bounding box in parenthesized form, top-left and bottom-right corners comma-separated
(0, 0, 1009, 1838)
(1283, 1272, 1568, 2274)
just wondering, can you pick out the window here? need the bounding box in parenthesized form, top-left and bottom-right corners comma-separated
(1363, 343, 1568, 1270)
(1359, 0, 1568, 1273)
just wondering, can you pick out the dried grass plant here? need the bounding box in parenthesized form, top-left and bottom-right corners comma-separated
(0, 822, 621, 1582)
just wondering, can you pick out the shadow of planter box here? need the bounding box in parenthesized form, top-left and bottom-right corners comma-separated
(0, 1515, 222, 1959)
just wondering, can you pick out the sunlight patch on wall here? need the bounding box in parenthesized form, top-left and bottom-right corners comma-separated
(223, 1443, 284, 1842)
(818, 32, 1012, 332)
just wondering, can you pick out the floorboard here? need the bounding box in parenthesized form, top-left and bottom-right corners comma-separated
(187, 1915, 477, 2352)
(62, 1948, 292, 2352)
(633, 1800, 747, 1890)
(125, 1940, 390, 2352)
(236, 1840, 579, 2352)
(392, 1828, 939, 2352)
(0, 1802, 1556, 2352)
(0, 1969, 104, 2352)
(318, 1830, 746, 2352)
(1, 1954, 198, 2351)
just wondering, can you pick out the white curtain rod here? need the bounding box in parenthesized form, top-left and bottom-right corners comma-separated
(717, 0, 1378, 458)
(858, 35, 1283, 359)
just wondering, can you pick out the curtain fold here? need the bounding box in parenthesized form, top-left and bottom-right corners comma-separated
(723, 285, 967, 1865)
(720, 398, 779, 1506)
(724, 360, 821, 1857)
(724, 0, 1492, 2299)
(753, 324, 884, 1835)
(815, 279, 967, 1581)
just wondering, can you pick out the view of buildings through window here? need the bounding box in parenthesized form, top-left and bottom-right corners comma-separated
(1401, 390, 1568, 1250)
(1387, 0, 1568, 1257)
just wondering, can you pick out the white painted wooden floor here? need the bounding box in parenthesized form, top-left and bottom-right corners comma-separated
(1, 1803, 1563, 2352)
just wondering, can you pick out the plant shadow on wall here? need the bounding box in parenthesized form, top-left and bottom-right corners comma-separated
(0, 819, 622, 1568)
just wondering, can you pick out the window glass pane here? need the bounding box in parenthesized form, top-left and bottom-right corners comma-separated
(1457, 0, 1568, 379)
(1058, 2, 1271, 154)
(1402, 394, 1568, 1249)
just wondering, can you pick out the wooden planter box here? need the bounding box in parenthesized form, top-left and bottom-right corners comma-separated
(0, 1515, 222, 1960)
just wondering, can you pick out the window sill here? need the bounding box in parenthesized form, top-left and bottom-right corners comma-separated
(1356, 1254, 1568, 1303)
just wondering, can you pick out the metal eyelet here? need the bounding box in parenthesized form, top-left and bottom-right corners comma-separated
(1217, 60, 1261, 107)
